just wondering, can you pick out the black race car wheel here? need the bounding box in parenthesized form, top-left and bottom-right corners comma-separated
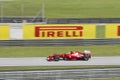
(53, 56, 60, 61)
(83, 54, 89, 61)
(63, 57, 68, 60)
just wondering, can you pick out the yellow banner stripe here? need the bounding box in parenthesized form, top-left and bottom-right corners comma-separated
(0, 25, 10, 40)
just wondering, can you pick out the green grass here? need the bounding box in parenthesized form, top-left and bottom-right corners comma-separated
(2, 0, 120, 18)
(0, 65, 120, 71)
(0, 45, 120, 57)
(96, 25, 105, 38)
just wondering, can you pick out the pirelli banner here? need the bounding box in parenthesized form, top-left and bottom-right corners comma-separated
(23, 24, 96, 39)
(0, 25, 10, 40)
(106, 24, 120, 38)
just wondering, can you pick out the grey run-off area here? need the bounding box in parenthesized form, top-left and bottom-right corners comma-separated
(0, 57, 120, 66)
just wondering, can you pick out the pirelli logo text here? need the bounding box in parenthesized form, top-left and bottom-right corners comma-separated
(35, 26, 83, 38)
(118, 26, 120, 36)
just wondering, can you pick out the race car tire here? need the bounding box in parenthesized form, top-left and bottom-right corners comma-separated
(53, 56, 60, 61)
(63, 57, 68, 60)
(83, 54, 89, 61)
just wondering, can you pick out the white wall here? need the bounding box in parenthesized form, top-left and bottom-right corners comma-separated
(10, 23, 23, 40)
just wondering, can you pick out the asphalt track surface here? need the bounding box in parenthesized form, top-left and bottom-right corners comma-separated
(0, 57, 120, 66)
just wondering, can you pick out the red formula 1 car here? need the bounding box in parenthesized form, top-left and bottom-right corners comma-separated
(47, 50, 91, 61)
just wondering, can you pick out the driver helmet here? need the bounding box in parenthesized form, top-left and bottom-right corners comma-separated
(84, 50, 91, 54)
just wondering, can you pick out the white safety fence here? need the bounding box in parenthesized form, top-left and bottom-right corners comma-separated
(0, 68, 119, 80)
